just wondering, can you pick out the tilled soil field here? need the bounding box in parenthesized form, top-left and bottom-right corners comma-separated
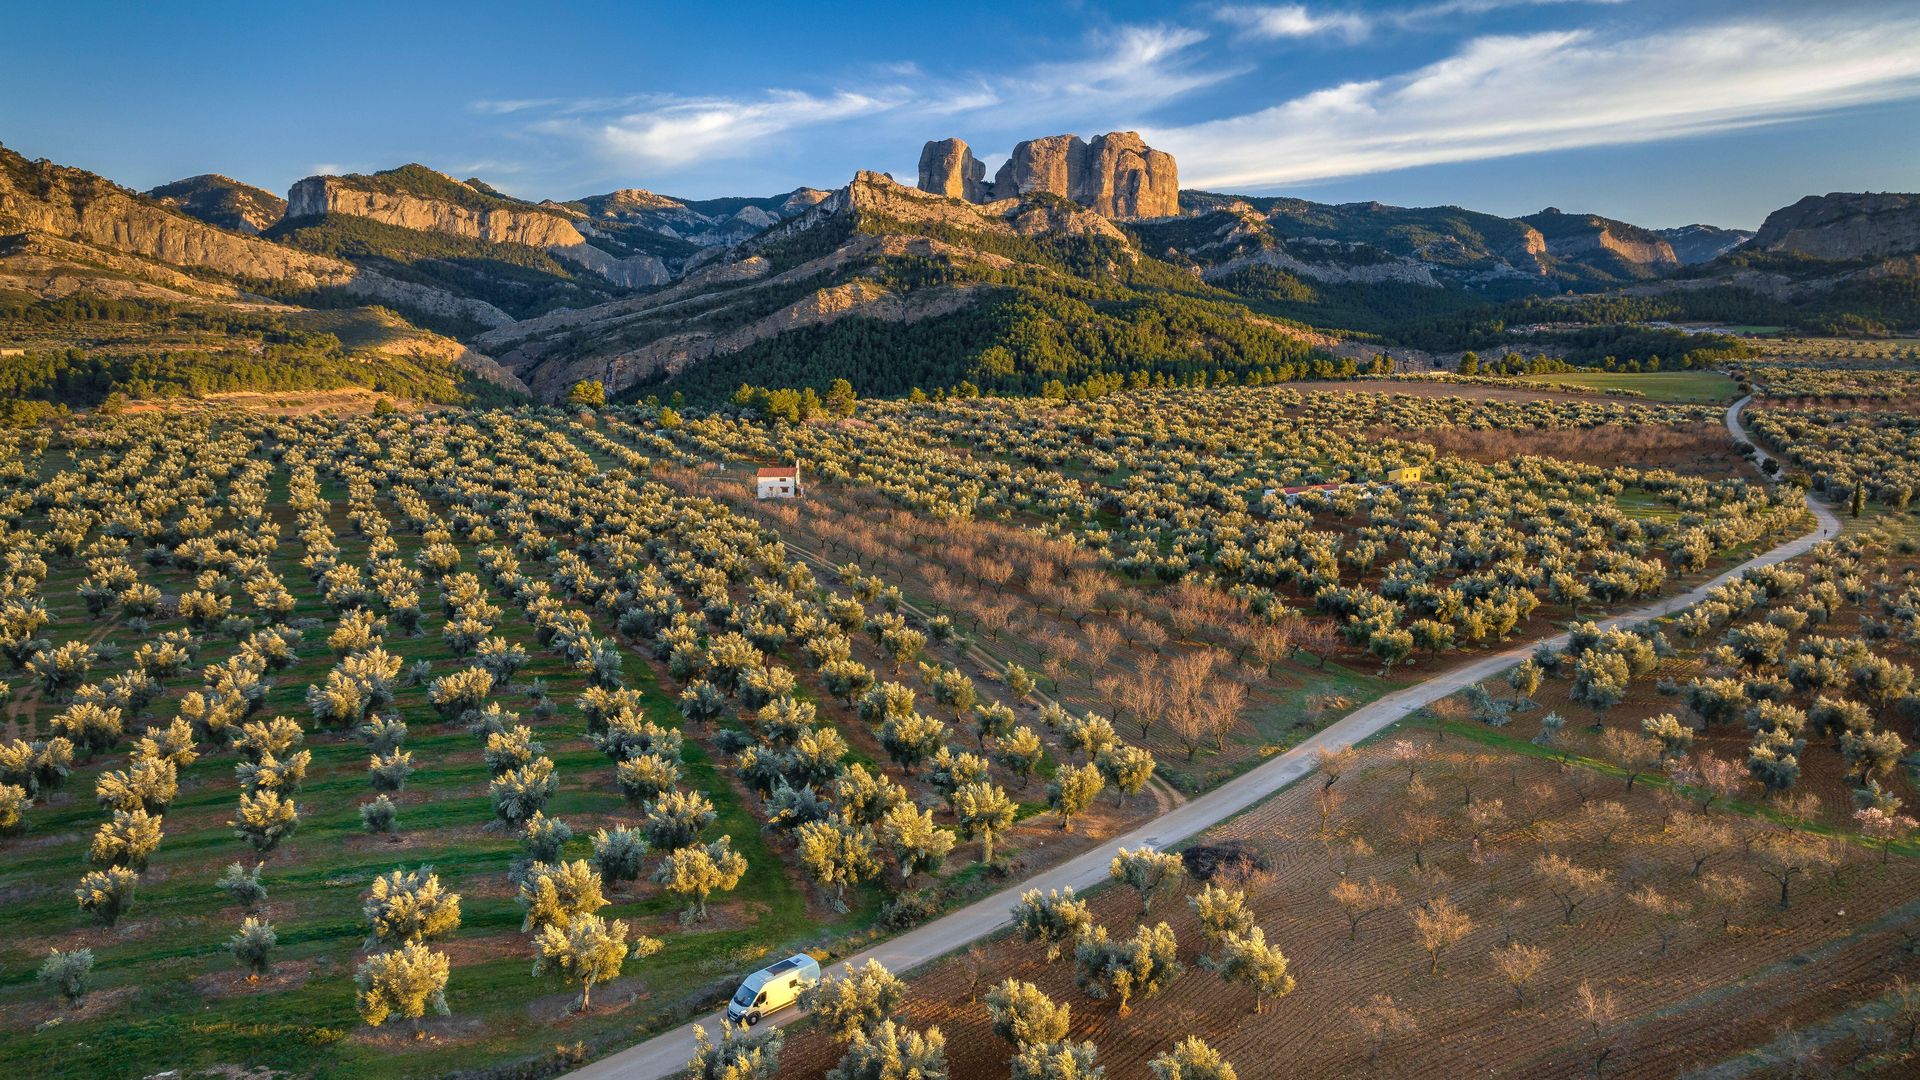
(774, 734, 1920, 1078)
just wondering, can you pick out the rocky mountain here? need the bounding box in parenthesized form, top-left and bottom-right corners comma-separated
(555, 186, 829, 278)
(145, 174, 287, 235)
(0, 144, 527, 401)
(1746, 192, 1920, 260)
(1518, 208, 1677, 278)
(1613, 192, 1920, 334)
(1142, 194, 1723, 295)
(285, 165, 671, 288)
(473, 169, 1328, 401)
(1151, 193, 1548, 290)
(0, 143, 513, 329)
(12, 133, 1912, 409)
(917, 131, 1179, 219)
(1657, 223, 1753, 265)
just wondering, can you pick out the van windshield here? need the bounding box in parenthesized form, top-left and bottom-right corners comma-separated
(732, 984, 756, 1007)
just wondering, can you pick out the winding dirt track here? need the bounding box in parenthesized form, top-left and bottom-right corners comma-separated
(567, 397, 1839, 1080)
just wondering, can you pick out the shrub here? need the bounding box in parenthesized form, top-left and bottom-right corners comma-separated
(361, 795, 399, 835)
(38, 948, 94, 1006)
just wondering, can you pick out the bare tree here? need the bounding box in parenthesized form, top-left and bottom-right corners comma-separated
(1492, 941, 1548, 1007)
(1627, 885, 1690, 956)
(1315, 746, 1358, 791)
(1350, 994, 1418, 1069)
(1200, 678, 1249, 754)
(1330, 877, 1400, 942)
(1696, 870, 1755, 931)
(1399, 812, 1446, 871)
(1410, 895, 1472, 975)
(1574, 979, 1621, 1076)
(1534, 854, 1612, 925)
(1597, 730, 1663, 791)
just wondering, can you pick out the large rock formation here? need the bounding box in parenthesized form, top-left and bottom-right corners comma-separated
(917, 138, 988, 202)
(918, 131, 1178, 219)
(1748, 193, 1920, 260)
(992, 134, 1086, 204)
(286, 172, 587, 248)
(1078, 131, 1179, 220)
(288, 168, 670, 287)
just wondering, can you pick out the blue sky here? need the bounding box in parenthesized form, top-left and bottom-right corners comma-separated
(5, 0, 1919, 228)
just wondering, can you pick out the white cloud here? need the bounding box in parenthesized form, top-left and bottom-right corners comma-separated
(1215, 0, 1628, 44)
(469, 99, 562, 116)
(576, 89, 901, 170)
(1217, 5, 1371, 43)
(486, 22, 1224, 178)
(1156, 14, 1920, 190)
(994, 24, 1231, 122)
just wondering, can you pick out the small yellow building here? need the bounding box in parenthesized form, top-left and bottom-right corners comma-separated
(1385, 465, 1423, 484)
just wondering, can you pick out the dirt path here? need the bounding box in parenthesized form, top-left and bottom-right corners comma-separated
(565, 429, 1842, 1080)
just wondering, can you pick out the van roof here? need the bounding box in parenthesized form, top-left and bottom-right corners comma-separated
(742, 953, 817, 991)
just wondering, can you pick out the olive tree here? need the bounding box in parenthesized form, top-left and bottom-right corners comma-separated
(532, 912, 657, 1012)
(1074, 921, 1182, 1015)
(354, 942, 451, 1038)
(1201, 927, 1294, 1014)
(826, 1021, 946, 1080)
(1012, 887, 1094, 962)
(1149, 1036, 1237, 1080)
(800, 959, 907, 1045)
(364, 866, 462, 948)
(230, 917, 278, 982)
(985, 978, 1070, 1049)
(652, 836, 747, 920)
(687, 1021, 785, 1080)
(1047, 763, 1104, 832)
(1109, 846, 1186, 915)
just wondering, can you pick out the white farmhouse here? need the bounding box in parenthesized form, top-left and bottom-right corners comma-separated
(756, 464, 801, 499)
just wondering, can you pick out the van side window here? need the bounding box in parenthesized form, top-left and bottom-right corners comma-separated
(755, 992, 767, 1005)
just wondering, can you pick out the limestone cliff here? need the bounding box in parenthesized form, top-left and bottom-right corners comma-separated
(2, 145, 344, 288)
(920, 131, 1178, 219)
(286, 172, 587, 247)
(1748, 193, 1920, 260)
(0, 144, 513, 327)
(288, 167, 670, 287)
(1519, 208, 1678, 273)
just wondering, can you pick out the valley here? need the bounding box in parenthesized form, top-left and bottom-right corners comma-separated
(4, 21, 1920, 1078)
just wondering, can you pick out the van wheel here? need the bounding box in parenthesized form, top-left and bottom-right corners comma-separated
(746, 1011, 761, 1026)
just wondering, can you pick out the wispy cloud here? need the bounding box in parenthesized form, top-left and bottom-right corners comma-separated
(483, 23, 1224, 178)
(1157, 14, 1920, 190)
(577, 90, 900, 170)
(989, 24, 1234, 125)
(1216, 4, 1370, 43)
(1216, 0, 1626, 44)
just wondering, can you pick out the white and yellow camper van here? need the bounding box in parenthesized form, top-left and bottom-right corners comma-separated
(726, 953, 822, 1026)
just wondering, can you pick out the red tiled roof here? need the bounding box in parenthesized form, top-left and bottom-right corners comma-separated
(756, 466, 798, 478)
